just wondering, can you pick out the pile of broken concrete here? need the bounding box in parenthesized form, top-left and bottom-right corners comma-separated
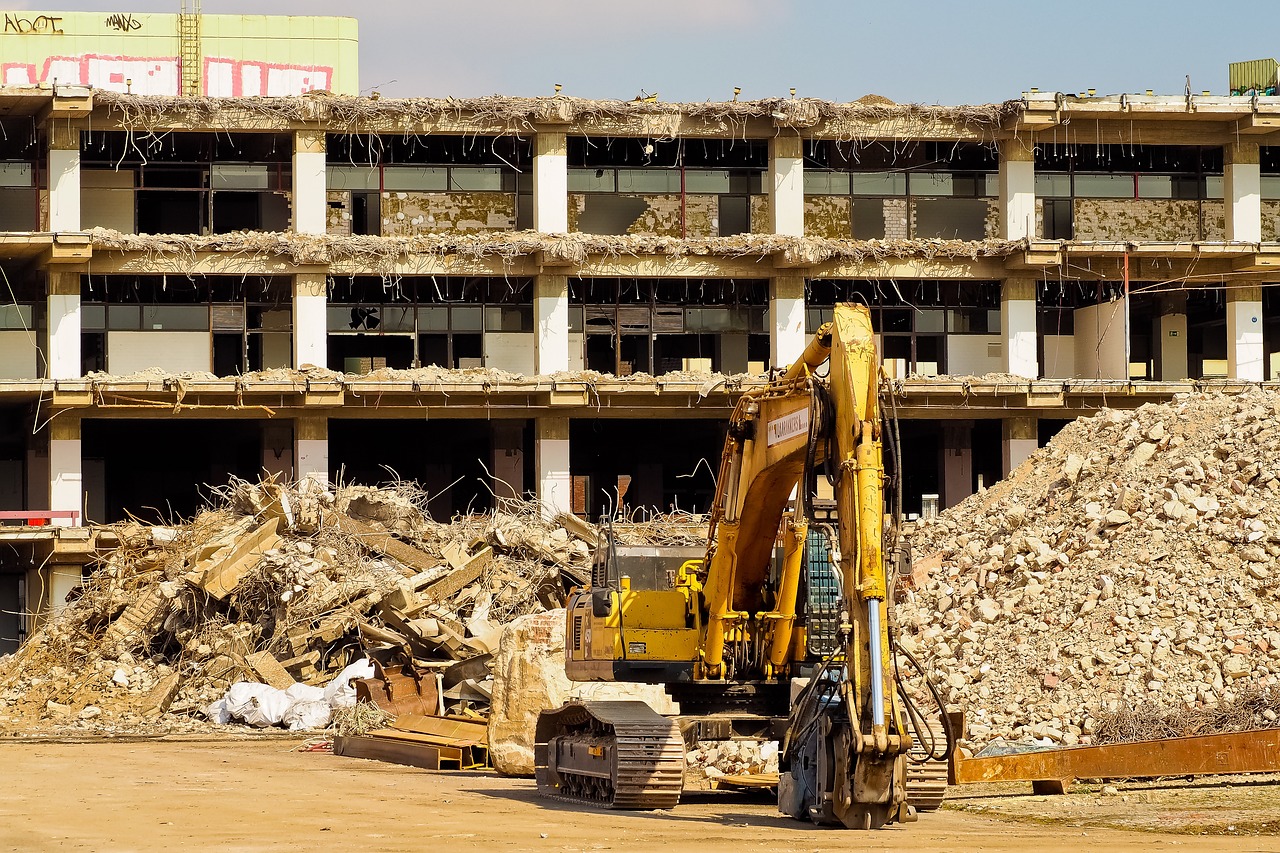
(0, 477, 696, 739)
(898, 390, 1280, 750)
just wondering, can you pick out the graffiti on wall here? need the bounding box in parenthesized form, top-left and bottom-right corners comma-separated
(103, 14, 143, 32)
(1, 54, 333, 96)
(3, 14, 65, 34)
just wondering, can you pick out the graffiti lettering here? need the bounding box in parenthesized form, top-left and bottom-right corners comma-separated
(104, 13, 142, 32)
(4, 14, 65, 34)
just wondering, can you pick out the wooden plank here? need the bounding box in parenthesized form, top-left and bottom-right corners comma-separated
(194, 517, 281, 600)
(954, 728, 1280, 787)
(333, 734, 462, 771)
(244, 650, 296, 690)
(323, 511, 439, 575)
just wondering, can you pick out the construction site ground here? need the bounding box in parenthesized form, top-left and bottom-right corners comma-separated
(2, 739, 1275, 851)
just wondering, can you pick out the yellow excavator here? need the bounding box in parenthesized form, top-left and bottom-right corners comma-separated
(535, 304, 951, 829)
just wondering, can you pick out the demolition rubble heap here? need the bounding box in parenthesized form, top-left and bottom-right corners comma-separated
(0, 478, 703, 737)
(900, 390, 1280, 749)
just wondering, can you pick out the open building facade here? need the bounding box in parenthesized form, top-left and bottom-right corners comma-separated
(3, 81, 1280, 649)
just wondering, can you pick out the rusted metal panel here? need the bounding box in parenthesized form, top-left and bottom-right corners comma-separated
(953, 728, 1280, 787)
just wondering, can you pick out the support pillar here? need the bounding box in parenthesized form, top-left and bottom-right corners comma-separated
(533, 131, 568, 234)
(293, 272, 327, 369)
(1002, 416, 1038, 477)
(769, 135, 804, 236)
(490, 421, 526, 500)
(1001, 278, 1038, 379)
(770, 275, 806, 369)
(292, 130, 327, 235)
(535, 416, 571, 518)
(46, 269, 81, 380)
(49, 415, 82, 525)
(294, 415, 328, 487)
(942, 421, 974, 509)
(534, 273, 569, 374)
(47, 121, 81, 232)
(1225, 142, 1262, 244)
(1228, 284, 1264, 381)
(1155, 292, 1188, 381)
(998, 138, 1035, 240)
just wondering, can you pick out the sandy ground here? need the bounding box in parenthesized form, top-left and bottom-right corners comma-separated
(1, 737, 1277, 853)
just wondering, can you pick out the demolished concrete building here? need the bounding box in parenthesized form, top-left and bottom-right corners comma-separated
(5, 75, 1280, 651)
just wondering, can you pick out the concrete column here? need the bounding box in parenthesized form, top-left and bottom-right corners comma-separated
(292, 130, 327, 235)
(490, 420, 526, 500)
(942, 421, 974, 509)
(293, 273, 327, 369)
(47, 121, 81, 232)
(770, 275, 806, 369)
(294, 415, 329, 487)
(1001, 278, 1038, 379)
(1155, 293, 1188, 381)
(533, 131, 568, 234)
(534, 273, 569, 374)
(535, 416, 571, 518)
(49, 416, 82, 526)
(1001, 416, 1038, 477)
(46, 270, 81, 380)
(1225, 142, 1262, 244)
(769, 135, 804, 236)
(998, 138, 1035, 240)
(1228, 284, 1264, 381)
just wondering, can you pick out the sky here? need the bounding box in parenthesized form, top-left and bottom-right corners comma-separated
(7, 1, 1277, 103)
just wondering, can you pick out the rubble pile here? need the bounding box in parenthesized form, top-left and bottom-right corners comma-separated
(899, 390, 1280, 749)
(685, 740, 780, 783)
(0, 476, 704, 737)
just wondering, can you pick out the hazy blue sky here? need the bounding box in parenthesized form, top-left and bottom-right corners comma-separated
(11, 1, 1274, 103)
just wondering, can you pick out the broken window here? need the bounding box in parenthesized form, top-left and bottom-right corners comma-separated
(571, 278, 768, 375)
(81, 275, 292, 375)
(326, 135, 531, 237)
(0, 119, 40, 231)
(567, 138, 766, 238)
(1035, 145, 1223, 240)
(807, 280, 1002, 377)
(80, 132, 292, 235)
(327, 277, 534, 372)
(0, 162, 38, 231)
(805, 141, 997, 240)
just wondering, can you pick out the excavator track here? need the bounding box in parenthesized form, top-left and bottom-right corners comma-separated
(905, 719, 949, 812)
(535, 700, 685, 810)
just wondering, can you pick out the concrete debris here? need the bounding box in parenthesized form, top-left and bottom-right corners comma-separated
(900, 390, 1280, 751)
(93, 89, 1020, 137)
(686, 740, 780, 784)
(487, 609, 676, 776)
(87, 227, 1024, 276)
(0, 476, 706, 739)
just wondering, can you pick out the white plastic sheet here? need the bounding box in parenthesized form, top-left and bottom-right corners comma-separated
(323, 658, 375, 709)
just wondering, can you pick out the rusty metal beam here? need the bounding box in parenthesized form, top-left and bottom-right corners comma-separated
(953, 728, 1280, 789)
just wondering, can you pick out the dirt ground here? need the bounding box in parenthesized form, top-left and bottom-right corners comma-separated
(1, 738, 1277, 853)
